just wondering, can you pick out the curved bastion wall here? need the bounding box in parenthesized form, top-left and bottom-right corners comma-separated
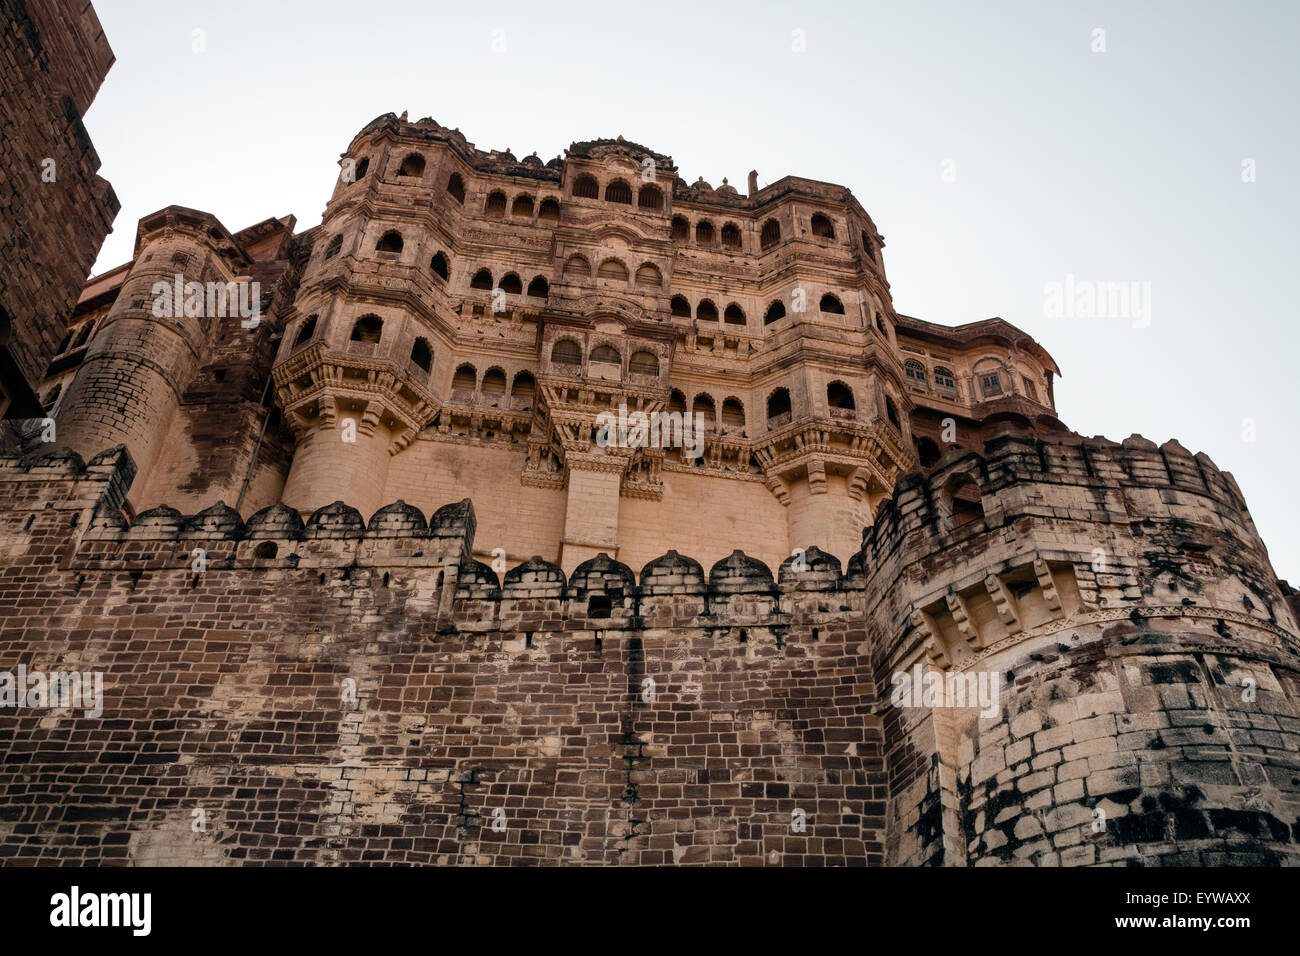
(0, 431, 1295, 865)
(869, 433, 1300, 865)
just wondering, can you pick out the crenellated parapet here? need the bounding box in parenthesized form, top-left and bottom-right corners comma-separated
(863, 433, 1294, 672)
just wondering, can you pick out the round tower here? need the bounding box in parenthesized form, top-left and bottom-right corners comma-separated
(53, 206, 248, 481)
(273, 118, 443, 519)
(867, 433, 1300, 866)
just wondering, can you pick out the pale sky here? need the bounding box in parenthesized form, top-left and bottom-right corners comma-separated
(84, 0, 1299, 581)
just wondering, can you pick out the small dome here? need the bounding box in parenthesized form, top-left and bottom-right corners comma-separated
(522, 153, 543, 167)
(693, 176, 713, 191)
(715, 177, 738, 196)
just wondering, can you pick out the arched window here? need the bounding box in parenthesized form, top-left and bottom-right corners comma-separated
(552, 339, 582, 366)
(590, 345, 620, 366)
(452, 364, 477, 392)
(811, 213, 834, 238)
(721, 223, 741, 249)
(820, 293, 844, 314)
(946, 474, 984, 528)
(934, 367, 956, 390)
(56, 329, 74, 353)
(397, 153, 426, 177)
(410, 337, 432, 373)
(672, 216, 689, 240)
(696, 300, 718, 322)
(471, 268, 494, 290)
(293, 315, 318, 348)
(723, 304, 746, 325)
(324, 235, 342, 260)
(605, 180, 633, 204)
(527, 276, 549, 298)
(692, 393, 716, 427)
(73, 322, 94, 349)
(637, 186, 663, 210)
(721, 398, 745, 431)
(511, 194, 534, 217)
(862, 231, 876, 263)
(767, 388, 792, 425)
(905, 359, 927, 383)
(499, 273, 523, 295)
(695, 221, 715, 244)
(353, 157, 369, 180)
(430, 252, 449, 280)
(760, 219, 781, 249)
(634, 263, 662, 287)
(572, 174, 599, 199)
(482, 368, 507, 400)
(597, 258, 629, 282)
(350, 315, 383, 343)
(670, 296, 691, 317)
(563, 255, 591, 280)
(669, 390, 687, 416)
(538, 197, 560, 221)
(511, 371, 536, 408)
(629, 350, 659, 376)
(828, 381, 855, 411)
(885, 396, 901, 430)
(376, 230, 403, 253)
(446, 173, 465, 203)
(764, 300, 787, 324)
(485, 191, 507, 217)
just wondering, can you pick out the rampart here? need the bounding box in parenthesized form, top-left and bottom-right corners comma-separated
(0, 432, 1295, 866)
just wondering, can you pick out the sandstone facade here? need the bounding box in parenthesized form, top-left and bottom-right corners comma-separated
(2, 104, 1297, 865)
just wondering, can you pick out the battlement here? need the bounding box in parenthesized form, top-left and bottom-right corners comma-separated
(0, 443, 862, 642)
(5, 432, 1288, 642)
(860, 432, 1296, 679)
(864, 433, 1257, 565)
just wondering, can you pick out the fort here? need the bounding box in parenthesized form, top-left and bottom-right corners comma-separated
(0, 0, 1297, 867)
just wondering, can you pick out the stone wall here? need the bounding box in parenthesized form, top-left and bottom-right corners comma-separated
(870, 433, 1300, 866)
(0, 0, 118, 412)
(0, 447, 883, 865)
(0, 431, 1295, 866)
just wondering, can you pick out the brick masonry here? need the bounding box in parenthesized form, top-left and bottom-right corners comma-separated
(0, 430, 1294, 865)
(0, 0, 118, 413)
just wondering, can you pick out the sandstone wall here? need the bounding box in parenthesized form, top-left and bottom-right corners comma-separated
(0, 431, 1295, 866)
(0, 0, 118, 407)
(0, 448, 882, 865)
(870, 434, 1300, 866)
